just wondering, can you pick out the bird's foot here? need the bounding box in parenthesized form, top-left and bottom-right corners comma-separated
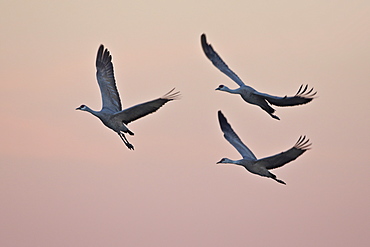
(126, 143, 134, 150)
(275, 178, 286, 185)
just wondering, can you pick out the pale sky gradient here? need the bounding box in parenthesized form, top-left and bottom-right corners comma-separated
(1, 1, 369, 246)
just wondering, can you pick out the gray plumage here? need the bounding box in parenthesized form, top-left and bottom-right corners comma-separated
(76, 45, 180, 150)
(201, 34, 316, 120)
(217, 111, 311, 184)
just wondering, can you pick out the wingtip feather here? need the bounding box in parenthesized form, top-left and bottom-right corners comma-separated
(295, 135, 312, 150)
(96, 44, 112, 66)
(218, 110, 232, 134)
(295, 84, 317, 99)
(201, 33, 206, 40)
(201, 33, 209, 51)
(161, 88, 181, 101)
(218, 110, 226, 122)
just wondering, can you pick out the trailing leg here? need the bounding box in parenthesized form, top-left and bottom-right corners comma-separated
(269, 172, 286, 185)
(269, 113, 280, 120)
(118, 132, 134, 150)
(273, 177, 286, 185)
(258, 101, 280, 120)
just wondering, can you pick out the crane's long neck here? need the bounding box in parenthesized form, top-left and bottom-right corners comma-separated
(225, 158, 239, 164)
(219, 87, 241, 94)
(218, 158, 243, 166)
(83, 106, 102, 118)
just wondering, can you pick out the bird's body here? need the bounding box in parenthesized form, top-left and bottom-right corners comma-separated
(201, 34, 316, 120)
(82, 107, 134, 134)
(76, 45, 180, 150)
(217, 111, 311, 184)
(219, 85, 277, 118)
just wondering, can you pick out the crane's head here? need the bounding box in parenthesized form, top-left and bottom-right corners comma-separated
(76, 105, 87, 111)
(216, 158, 234, 164)
(215, 85, 229, 91)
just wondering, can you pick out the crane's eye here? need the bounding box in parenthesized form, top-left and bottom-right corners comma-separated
(218, 85, 224, 88)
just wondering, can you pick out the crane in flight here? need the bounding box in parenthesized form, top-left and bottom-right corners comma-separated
(217, 111, 311, 184)
(201, 34, 316, 120)
(76, 45, 180, 150)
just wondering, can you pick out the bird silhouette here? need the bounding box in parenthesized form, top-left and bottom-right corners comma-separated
(202, 34, 316, 120)
(76, 45, 180, 150)
(217, 110, 311, 184)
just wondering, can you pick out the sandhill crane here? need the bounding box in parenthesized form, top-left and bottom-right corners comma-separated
(201, 34, 316, 120)
(217, 111, 311, 184)
(76, 45, 180, 150)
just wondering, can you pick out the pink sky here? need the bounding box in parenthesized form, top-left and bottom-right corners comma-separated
(1, 1, 369, 246)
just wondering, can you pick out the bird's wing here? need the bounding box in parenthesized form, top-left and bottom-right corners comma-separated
(96, 45, 122, 112)
(253, 84, 316, 107)
(218, 111, 257, 160)
(201, 34, 245, 87)
(113, 88, 180, 124)
(258, 136, 311, 170)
